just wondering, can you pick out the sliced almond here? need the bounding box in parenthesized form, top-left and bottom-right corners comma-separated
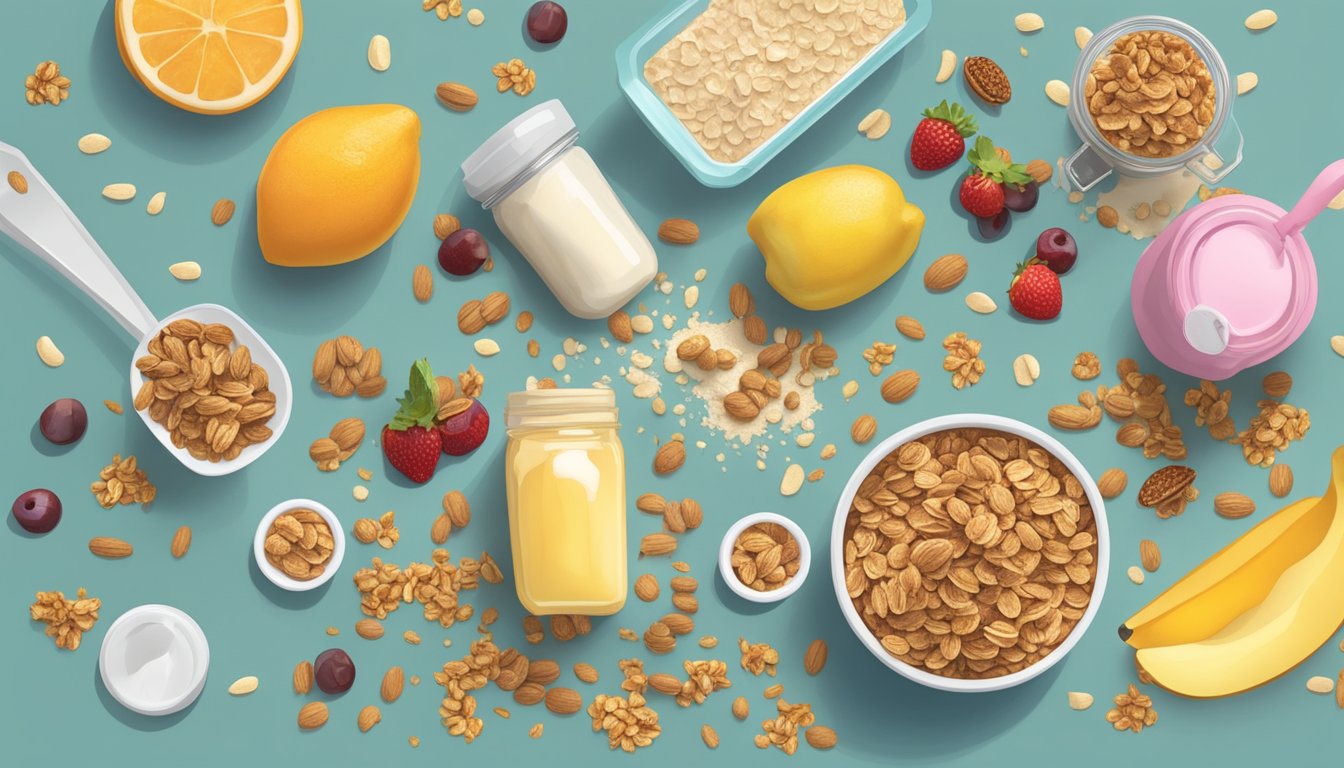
(1067, 691, 1094, 710)
(935, 49, 956, 83)
(1333, 335, 1344, 357)
(857, 108, 891, 140)
(1244, 9, 1278, 31)
(965, 291, 997, 314)
(1045, 79, 1070, 106)
(368, 34, 391, 71)
(1306, 675, 1335, 694)
(228, 675, 259, 695)
(146, 191, 166, 215)
(102, 183, 136, 201)
(473, 338, 500, 356)
(1074, 26, 1093, 49)
(1011, 353, 1040, 386)
(780, 464, 805, 496)
(78, 133, 112, 154)
(35, 335, 64, 367)
(1127, 565, 1145, 585)
(1014, 12, 1044, 32)
(169, 261, 202, 281)
(1236, 72, 1258, 95)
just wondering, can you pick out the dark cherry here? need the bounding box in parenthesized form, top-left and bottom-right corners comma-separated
(12, 489, 61, 534)
(526, 1, 568, 44)
(314, 648, 356, 694)
(437, 228, 490, 276)
(39, 398, 87, 445)
(1003, 181, 1039, 213)
(1035, 227, 1079, 274)
(975, 208, 1010, 240)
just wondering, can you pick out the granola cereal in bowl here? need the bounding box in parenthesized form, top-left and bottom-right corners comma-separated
(830, 414, 1109, 692)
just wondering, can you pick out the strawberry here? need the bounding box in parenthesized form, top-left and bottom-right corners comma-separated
(436, 397, 489, 456)
(910, 101, 977, 171)
(959, 136, 1032, 217)
(1007, 260, 1063, 320)
(382, 358, 442, 483)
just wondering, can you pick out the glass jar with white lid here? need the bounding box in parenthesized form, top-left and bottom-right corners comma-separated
(461, 99, 657, 319)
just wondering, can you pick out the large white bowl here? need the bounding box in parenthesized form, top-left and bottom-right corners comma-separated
(253, 499, 345, 592)
(830, 414, 1110, 693)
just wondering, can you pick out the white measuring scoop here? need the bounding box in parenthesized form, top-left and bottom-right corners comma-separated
(0, 141, 291, 476)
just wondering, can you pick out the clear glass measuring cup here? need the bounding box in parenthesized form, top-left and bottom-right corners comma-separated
(1065, 16, 1243, 192)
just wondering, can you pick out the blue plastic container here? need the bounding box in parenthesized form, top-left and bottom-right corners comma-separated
(615, 0, 932, 188)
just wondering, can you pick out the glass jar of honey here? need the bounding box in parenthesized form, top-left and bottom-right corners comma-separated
(504, 389, 626, 615)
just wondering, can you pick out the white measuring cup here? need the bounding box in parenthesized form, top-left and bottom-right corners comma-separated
(0, 141, 291, 476)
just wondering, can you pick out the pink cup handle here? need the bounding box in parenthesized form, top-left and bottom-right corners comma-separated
(1276, 159, 1344, 241)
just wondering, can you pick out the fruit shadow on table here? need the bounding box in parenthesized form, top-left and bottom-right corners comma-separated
(88, 2, 296, 164)
(93, 663, 196, 732)
(230, 197, 393, 334)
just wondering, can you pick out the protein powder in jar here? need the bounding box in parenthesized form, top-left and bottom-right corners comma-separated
(461, 100, 657, 319)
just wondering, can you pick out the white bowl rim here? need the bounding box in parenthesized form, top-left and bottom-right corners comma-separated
(98, 603, 210, 716)
(253, 498, 345, 592)
(718, 511, 811, 603)
(129, 303, 293, 478)
(829, 413, 1111, 693)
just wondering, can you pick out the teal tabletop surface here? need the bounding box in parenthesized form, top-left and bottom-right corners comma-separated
(3, 1, 1343, 765)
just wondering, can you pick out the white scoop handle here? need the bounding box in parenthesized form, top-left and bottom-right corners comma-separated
(0, 141, 158, 340)
(1275, 158, 1344, 242)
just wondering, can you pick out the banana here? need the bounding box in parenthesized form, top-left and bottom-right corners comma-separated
(1121, 446, 1344, 698)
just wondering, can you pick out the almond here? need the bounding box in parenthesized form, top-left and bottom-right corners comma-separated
(298, 701, 328, 730)
(294, 660, 314, 694)
(805, 725, 837, 749)
(8, 170, 29, 194)
(170, 526, 192, 558)
(1214, 491, 1256, 519)
(803, 639, 828, 675)
(895, 315, 926, 340)
(412, 264, 433, 302)
(227, 675, 258, 695)
(574, 663, 599, 683)
(381, 666, 405, 702)
(640, 533, 678, 556)
(923, 253, 967, 292)
(670, 575, 698, 592)
(526, 659, 560, 684)
(1244, 9, 1277, 31)
(1269, 464, 1293, 498)
(513, 682, 546, 705)
(701, 724, 720, 749)
(851, 414, 877, 444)
(1116, 422, 1148, 447)
(435, 82, 478, 111)
(732, 696, 749, 720)
(433, 213, 461, 239)
(658, 218, 699, 244)
(89, 536, 133, 559)
(544, 687, 582, 714)
(676, 334, 711, 361)
(1067, 691, 1094, 710)
(723, 391, 760, 421)
(880, 370, 919, 403)
(457, 300, 487, 334)
(653, 440, 685, 475)
(211, 198, 235, 226)
(1025, 158, 1053, 184)
(1139, 539, 1161, 572)
(431, 513, 452, 544)
(78, 133, 112, 154)
(671, 592, 698, 613)
(742, 314, 767, 344)
(102, 182, 136, 200)
(660, 612, 694, 635)
(1097, 468, 1128, 498)
(634, 573, 660, 601)
(1048, 404, 1100, 430)
(355, 618, 384, 639)
(729, 283, 754, 318)
(1262, 370, 1292, 398)
(636, 493, 666, 514)
(608, 311, 634, 343)
(367, 34, 391, 71)
(357, 705, 381, 733)
(649, 673, 683, 695)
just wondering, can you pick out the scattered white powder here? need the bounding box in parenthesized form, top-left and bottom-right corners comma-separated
(663, 318, 822, 445)
(1095, 170, 1202, 240)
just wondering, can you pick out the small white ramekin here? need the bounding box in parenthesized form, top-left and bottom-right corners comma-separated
(253, 498, 345, 592)
(99, 604, 209, 716)
(830, 414, 1110, 693)
(718, 512, 811, 603)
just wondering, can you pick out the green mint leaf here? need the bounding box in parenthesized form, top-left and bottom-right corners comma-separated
(389, 358, 439, 430)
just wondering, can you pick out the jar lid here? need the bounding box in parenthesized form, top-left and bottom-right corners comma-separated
(506, 388, 617, 428)
(461, 99, 578, 206)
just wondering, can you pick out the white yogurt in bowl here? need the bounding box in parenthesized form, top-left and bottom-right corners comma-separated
(98, 605, 209, 716)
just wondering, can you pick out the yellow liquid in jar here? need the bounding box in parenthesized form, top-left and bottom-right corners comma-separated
(505, 427, 626, 615)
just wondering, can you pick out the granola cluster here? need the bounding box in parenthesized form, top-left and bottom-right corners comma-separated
(352, 549, 502, 627)
(756, 699, 815, 754)
(434, 638, 501, 742)
(1105, 683, 1159, 733)
(587, 659, 661, 752)
(739, 637, 780, 676)
(942, 332, 985, 389)
(29, 588, 100, 650)
(89, 454, 156, 508)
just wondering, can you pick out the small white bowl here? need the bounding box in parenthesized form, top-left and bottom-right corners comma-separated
(718, 512, 811, 603)
(253, 498, 345, 591)
(99, 604, 209, 716)
(830, 414, 1110, 693)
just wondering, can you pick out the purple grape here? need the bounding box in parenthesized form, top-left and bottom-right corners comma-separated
(1003, 181, 1039, 213)
(976, 208, 1010, 239)
(314, 649, 356, 694)
(39, 398, 87, 445)
(526, 2, 568, 44)
(12, 489, 61, 534)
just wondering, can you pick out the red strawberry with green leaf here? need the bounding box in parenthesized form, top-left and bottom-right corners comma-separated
(382, 358, 442, 483)
(1007, 259, 1063, 320)
(959, 137, 1032, 217)
(910, 100, 978, 171)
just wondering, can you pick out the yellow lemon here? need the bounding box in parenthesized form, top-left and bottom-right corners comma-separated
(748, 165, 924, 310)
(257, 105, 421, 267)
(115, 0, 302, 115)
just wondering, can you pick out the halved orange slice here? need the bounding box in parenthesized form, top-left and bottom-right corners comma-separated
(115, 0, 302, 115)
